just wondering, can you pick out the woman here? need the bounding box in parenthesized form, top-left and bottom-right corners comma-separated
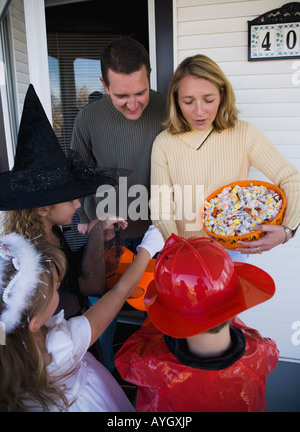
(150, 54, 300, 255)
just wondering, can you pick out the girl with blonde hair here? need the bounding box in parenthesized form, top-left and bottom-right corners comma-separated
(0, 228, 163, 411)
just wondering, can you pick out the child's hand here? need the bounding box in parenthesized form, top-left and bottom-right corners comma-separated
(87, 216, 128, 237)
(103, 216, 128, 231)
(136, 225, 165, 258)
(78, 223, 89, 236)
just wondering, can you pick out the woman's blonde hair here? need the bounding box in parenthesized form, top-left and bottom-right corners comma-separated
(0, 241, 69, 412)
(164, 54, 238, 134)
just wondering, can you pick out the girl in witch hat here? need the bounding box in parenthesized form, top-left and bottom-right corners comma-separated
(0, 84, 127, 321)
(0, 85, 165, 396)
(0, 229, 163, 411)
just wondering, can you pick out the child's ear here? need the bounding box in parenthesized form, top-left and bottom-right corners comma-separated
(28, 316, 41, 333)
(38, 206, 50, 217)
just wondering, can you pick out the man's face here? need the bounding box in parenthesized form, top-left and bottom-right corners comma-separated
(101, 65, 150, 120)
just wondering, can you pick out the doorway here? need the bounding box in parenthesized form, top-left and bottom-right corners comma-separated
(45, 0, 173, 250)
(45, 0, 150, 153)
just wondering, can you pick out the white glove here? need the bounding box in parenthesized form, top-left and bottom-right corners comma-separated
(136, 225, 165, 258)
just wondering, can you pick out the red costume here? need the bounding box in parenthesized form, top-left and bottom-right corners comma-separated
(115, 317, 279, 412)
(116, 235, 279, 412)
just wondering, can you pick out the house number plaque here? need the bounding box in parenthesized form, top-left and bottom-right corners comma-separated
(248, 2, 300, 61)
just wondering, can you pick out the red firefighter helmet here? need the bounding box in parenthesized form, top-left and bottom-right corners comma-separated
(144, 235, 275, 337)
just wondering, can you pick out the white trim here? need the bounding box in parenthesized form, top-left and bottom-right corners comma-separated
(172, 0, 177, 71)
(0, 67, 14, 167)
(23, 0, 52, 122)
(0, 22, 14, 167)
(148, 0, 157, 91)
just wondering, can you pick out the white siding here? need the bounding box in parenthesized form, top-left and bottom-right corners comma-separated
(8, 0, 29, 121)
(174, 0, 300, 362)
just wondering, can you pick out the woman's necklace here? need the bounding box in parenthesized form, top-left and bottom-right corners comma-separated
(196, 128, 214, 150)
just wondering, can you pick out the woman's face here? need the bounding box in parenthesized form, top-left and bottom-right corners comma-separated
(177, 74, 221, 131)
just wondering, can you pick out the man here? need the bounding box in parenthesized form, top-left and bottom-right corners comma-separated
(71, 36, 166, 251)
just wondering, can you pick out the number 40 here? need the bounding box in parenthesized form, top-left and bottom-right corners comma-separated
(261, 29, 298, 52)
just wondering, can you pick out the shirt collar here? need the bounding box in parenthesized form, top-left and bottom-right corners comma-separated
(179, 124, 214, 150)
(164, 326, 246, 370)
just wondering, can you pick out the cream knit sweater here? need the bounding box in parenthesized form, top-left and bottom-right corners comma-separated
(150, 120, 300, 241)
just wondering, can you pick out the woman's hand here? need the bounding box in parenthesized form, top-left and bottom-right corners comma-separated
(235, 224, 287, 254)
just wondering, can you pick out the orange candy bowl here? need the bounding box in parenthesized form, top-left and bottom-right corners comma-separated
(105, 246, 155, 311)
(199, 180, 286, 250)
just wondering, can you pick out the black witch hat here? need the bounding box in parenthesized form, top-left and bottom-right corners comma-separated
(0, 84, 118, 210)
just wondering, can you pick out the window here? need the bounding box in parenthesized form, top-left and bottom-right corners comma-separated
(47, 33, 120, 249)
(47, 33, 119, 156)
(74, 58, 103, 109)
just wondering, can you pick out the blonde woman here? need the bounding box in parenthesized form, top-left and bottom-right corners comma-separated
(150, 54, 300, 257)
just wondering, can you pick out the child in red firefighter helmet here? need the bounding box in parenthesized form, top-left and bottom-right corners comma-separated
(115, 235, 279, 412)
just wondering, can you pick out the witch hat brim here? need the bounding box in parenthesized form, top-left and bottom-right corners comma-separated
(0, 84, 118, 210)
(0, 167, 118, 210)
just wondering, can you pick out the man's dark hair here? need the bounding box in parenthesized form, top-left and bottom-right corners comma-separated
(101, 37, 151, 87)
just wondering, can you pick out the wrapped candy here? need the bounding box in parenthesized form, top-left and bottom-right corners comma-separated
(202, 183, 283, 237)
